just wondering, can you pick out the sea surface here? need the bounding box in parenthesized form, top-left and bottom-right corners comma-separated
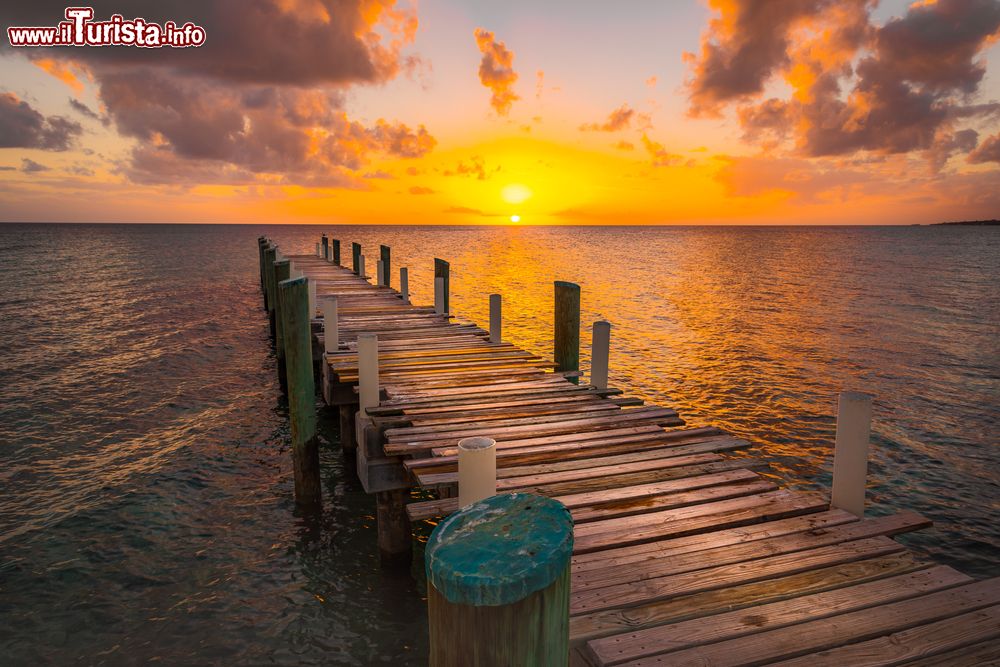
(0, 223, 997, 665)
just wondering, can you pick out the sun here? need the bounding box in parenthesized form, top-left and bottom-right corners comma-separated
(510, 214, 521, 223)
(501, 184, 532, 205)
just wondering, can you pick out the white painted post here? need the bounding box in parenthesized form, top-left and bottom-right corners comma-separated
(321, 297, 338, 354)
(831, 391, 873, 517)
(307, 279, 317, 319)
(434, 277, 445, 315)
(590, 321, 611, 390)
(358, 333, 380, 413)
(457, 436, 497, 507)
(315, 242, 321, 257)
(358, 255, 366, 281)
(377, 260, 386, 287)
(400, 268, 409, 304)
(489, 294, 502, 343)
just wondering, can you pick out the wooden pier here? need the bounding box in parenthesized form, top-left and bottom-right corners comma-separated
(260, 239, 1000, 666)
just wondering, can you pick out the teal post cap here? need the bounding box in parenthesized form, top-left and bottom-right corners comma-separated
(425, 493, 573, 607)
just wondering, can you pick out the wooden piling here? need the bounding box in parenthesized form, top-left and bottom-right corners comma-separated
(434, 258, 450, 314)
(359, 255, 366, 281)
(489, 294, 502, 343)
(277, 276, 322, 507)
(257, 238, 268, 308)
(321, 297, 338, 354)
(554, 281, 581, 384)
(377, 260, 386, 287)
(376, 488, 412, 567)
(426, 493, 573, 666)
(590, 320, 611, 390)
(380, 245, 391, 288)
(352, 242, 362, 275)
(263, 246, 277, 339)
(321, 234, 329, 260)
(831, 391, 873, 517)
(332, 239, 341, 265)
(400, 268, 409, 304)
(273, 259, 290, 390)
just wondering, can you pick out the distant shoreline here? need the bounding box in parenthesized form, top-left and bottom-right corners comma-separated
(933, 219, 1000, 226)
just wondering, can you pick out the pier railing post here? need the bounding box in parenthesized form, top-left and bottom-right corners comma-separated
(831, 391, 873, 517)
(458, 437, 497, 507)
(590, 320, 611, 390)
(434, 278, 445, 315)
(277, 276, 322, 507)
(315, 242, 321, 257)
(358, 333, 379, 414)
(489, 294, 502, 343)
(358, 255, 366, 281)
(322, 297, 338, 354)
(400, 268, 409, 304)
(380, 245, 391, 288)
(264, 246, 277, 339)
(426, 493, 573, 666)
(258, 238, 268, 308)
(332, 239, 341, 265)
(434, 258, 450, 314)
(554, 281, 581, 384)
(321, 234, 329, 260)
(377, 260, 386, 287)
(273, 259, 291, 390)
(352, 242, 362, 275)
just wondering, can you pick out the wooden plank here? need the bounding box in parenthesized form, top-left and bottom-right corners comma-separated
(526, 460, 763, 498)
(406, 469, 764, 522)
(573, 512, 932, 593)
(569, 552, 929, 645)
(585, 565, 972, 665)
(572, 489, 828, 554)
(416, 452, 723, 489)
(572, 508, 858, 571)
(628, 579, 1000, 667)
(889, 638, 1000, 666)
(570, 536, 906, 615)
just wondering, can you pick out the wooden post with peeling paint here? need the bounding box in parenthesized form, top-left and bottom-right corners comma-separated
(332, 239, 341, 265)
(273, 259, 290, 391)
(426, 493, 573, 666)
(278, 276, 322, 507)
(264, 246, 277, 339)
(352, 242, 362, 275)
(434, 258, 450, 314)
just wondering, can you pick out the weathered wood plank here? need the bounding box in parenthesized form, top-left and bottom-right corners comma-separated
(585, 565, 971, 665)
(624, 579, 1000, 667)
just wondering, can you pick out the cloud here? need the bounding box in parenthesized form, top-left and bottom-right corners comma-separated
(580, 104, 635, 132)
(442, 156, 499, 180)
(615, 140, 635, 151)
(68, 98, 109, 125)
(409, 186, 435, 194)
(1, 1, 433, 186)
(21, 158, 50, 173)
(686, 0, 1000, 168)
(646, 76, 658, 89)
(535, 71, 545, 100)
(641, 134, 683, 167)
(474, 28, 520, 115)
(969, 132, 1000, 164)
(0, 93, 82, 150)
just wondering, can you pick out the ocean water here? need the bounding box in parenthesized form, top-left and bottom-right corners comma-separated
(0, 223, 997, 664)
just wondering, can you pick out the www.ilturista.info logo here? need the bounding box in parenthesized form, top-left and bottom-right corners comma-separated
(7, 7, 206, 48)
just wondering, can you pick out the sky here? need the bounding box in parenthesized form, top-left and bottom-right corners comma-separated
(1, 0, 999, 225)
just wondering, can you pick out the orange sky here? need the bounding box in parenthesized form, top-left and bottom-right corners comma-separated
(1, 0, 999, 224)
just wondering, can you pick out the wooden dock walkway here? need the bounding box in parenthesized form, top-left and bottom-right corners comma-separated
(267, 244, 1000, 666)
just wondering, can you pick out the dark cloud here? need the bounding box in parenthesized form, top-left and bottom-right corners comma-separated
(969, 132, 1000, 164)
(68, 98, 109, 126)
(0, 93, 82, 150)
(0, 1, 434, 186)
(21, 158, 50, 173)
(474, 28, 519, 115)
(0, 1, 417, 86)
(689, 0, 1000, 168)
(442, 156, 498, 180)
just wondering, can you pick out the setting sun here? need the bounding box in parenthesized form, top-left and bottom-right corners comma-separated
(510, 214, 521, 223)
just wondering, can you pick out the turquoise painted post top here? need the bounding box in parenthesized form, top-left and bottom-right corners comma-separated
(425, 493, 573, 607)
